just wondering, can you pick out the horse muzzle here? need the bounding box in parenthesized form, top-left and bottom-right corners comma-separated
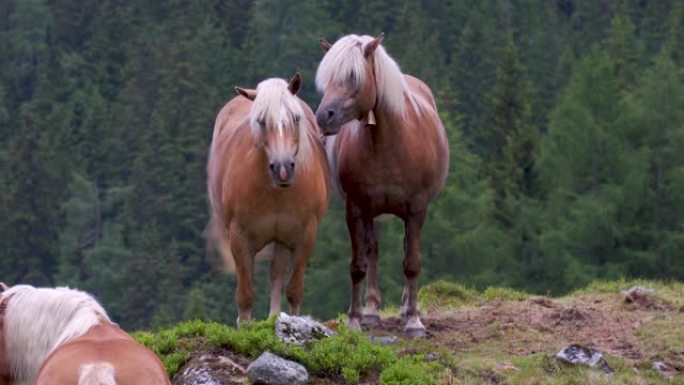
(315, 105, 342, 136)
(269, 160, 295, 187)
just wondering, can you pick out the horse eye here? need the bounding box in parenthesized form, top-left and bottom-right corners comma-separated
(258, 119, 266, 129)
(294, 115, 301, 124)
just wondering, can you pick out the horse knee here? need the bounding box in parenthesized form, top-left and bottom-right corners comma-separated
(236, 291, 254, 311)
(350, 260, 367, 283)
(402, 258, 421, 279)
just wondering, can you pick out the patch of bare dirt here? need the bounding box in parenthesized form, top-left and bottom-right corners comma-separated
(366, 294, 672, 365)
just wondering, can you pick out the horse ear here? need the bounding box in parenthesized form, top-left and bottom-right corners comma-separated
(234, 86, 257, 101)
(288, 73, 302, 95)
(319, 38, 332, 53)
(0, 282, 9, 291)
(364, 32, 385, 58)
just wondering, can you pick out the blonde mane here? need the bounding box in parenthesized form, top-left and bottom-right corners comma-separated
(249, 78, 315, 170)
(2, 285, 110, 385)
(315, 34, 423, 117)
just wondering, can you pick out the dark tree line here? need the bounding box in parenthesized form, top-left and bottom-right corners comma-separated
(1, 0, 683, 329)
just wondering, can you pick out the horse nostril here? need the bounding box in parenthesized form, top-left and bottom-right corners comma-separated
(269, 163, 277, 172)
(327, 110, 335, 119)
(289, 162, 295, 171)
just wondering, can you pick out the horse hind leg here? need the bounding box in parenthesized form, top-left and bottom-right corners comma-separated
(401, 210, 427, 338)
(362, 220, 381, 326)
(269, 243, 290, 317)
(285, 224, 316, 316)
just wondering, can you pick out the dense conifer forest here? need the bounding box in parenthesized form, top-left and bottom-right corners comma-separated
(1, 0, 683, 329)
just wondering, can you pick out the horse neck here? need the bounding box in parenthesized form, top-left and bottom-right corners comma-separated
(365, 98, 411, 146)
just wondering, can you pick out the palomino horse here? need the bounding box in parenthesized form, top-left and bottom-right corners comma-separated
(315, 34, 449, 337)
(0, 283, 169, 385)
(206, 74, 330, 322)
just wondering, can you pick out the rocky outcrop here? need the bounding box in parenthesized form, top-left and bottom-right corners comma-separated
(275, 313, 333, 345)
(554, 344, 614, 373)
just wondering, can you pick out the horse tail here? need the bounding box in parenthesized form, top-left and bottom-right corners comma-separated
(205, 212, 236, 272)
(78, 363, 116, 385)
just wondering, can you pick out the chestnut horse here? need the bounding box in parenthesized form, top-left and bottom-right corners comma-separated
(316, 34, 449, 337)
(206, 74, 330, 322)
(0, 283, 169, 385)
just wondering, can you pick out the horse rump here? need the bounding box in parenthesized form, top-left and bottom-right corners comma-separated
(79, 363, 116, 385)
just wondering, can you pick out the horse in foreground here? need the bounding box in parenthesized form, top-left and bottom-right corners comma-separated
(206, 74, 330, 322)
(316, 34, 449, 337)
(0, 283, 169, 385)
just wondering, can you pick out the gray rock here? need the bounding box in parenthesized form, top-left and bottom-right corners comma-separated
(368, 335, 399, 345)
(275, 313, 333, 345)
(652, 360, 677, 378)
(554, 344, 614, 373)
(246, 352, 308, 385)
(171, 354, 247, 385)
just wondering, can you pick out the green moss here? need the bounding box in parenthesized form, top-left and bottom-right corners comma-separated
(135, 318, 436, 383)
(418, 280, 478, 309)
(380, 357, 438, 385)
(481, 286, 528, 301)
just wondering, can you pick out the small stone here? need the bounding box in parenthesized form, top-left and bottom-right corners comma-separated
(368, 335, 399, 345)
(275, 313, 333, 345)
(622, 286, 669, 310)
(554, 344, 614, 373)
(652, 360, 676, 378)
(246, 352, 308, 385)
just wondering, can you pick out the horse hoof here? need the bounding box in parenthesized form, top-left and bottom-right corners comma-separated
(347, 318, 362, 331)
(404, 327, 427, 339)
(362, 314, 381, 326)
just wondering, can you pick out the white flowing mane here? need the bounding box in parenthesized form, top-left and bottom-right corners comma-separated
(250, 78, 315, 169)
(315, 34, 423, 117)
(2, 285, 110, 385)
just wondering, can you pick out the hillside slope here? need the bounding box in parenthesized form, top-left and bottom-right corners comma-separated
(136, 279, 684, 384)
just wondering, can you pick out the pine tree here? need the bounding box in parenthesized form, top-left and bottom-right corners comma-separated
(0, 107, 60, 285)
(621, 53, 684, 279)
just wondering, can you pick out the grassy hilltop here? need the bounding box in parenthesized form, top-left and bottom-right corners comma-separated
(136, 279, 684, 384)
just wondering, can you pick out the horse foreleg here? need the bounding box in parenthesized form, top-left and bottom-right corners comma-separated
(401, 210, 427, 338)
(346, 200, 368, 331)
(230, 228, 256, 325)
(285, 224, 316, 316)
(362, 220, 381, 326)
(269, 243, 290, 317)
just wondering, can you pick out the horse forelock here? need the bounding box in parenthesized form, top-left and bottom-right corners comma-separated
(315, 34, 423, 118)
(3, 285, 110, 384)
(249, 78, 315, 170)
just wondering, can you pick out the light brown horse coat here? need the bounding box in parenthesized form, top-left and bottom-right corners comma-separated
(316, 34, 449, 337)
(206, 75, 330, 322)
